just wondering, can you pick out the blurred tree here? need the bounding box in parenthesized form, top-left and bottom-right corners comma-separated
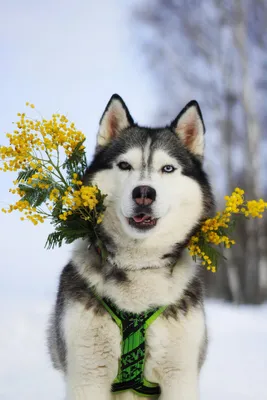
(134, 0, 267, 303)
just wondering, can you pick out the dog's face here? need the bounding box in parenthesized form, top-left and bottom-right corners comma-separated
(87, 94, 213, 246)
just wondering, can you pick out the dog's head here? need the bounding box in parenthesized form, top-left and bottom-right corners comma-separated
(86, 94, 214, 248)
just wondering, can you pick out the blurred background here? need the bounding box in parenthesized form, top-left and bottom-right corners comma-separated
(0, 0, 266, 399)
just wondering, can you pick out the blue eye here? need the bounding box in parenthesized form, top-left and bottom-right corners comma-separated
(118, 161, 132, 171)
(162, 165, 175, 173)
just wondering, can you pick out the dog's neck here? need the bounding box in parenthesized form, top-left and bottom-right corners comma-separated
(95, 224, 189, 271)
(71, 238, 196, 313)
(104, 240, 177, 271)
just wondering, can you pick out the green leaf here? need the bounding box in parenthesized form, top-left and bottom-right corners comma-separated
(62, 139, 87, 184)
(45, 230, 65, 249)
(18, 184, 38, 205)
(95, 238, 108, 262)
(17, 167, 38, 182)
(196, 236, 227, 268)
(33, 188, 50, 207)
(45, 215, 96, 249)
(18, 183, 49, 208)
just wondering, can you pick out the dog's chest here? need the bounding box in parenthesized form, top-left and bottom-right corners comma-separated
(97, 307, 191, 390)
(101, 259, 195, 314)
(97, 305, 204, 400)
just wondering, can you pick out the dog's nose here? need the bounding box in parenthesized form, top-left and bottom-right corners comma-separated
(132, 186, 156, 206)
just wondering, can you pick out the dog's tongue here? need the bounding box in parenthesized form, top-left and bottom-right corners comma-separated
(133, 214, 150, 223)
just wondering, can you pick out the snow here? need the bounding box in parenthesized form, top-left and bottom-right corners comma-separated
(0, 297, 266, 400)
(201, 302, 267, 400)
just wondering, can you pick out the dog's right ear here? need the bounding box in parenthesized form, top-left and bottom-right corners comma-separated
(97, 94, 134, 147)
(171, 100, 205, 159)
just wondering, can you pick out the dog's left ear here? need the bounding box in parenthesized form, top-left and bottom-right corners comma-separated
(171, 100, 205, 159)
(97, 94, 134, 147)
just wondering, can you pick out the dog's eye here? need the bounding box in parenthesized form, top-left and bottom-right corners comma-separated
(162, 165, 175, 173)
(117, 161, 132, 171)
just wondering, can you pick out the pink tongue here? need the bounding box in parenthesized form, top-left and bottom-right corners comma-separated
(133, 214, 150, 223)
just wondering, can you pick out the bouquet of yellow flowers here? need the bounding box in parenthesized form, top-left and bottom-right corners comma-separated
(188, 188, 267, 272)
(0, 103, 106, 252)
(1, 104, 267, 271)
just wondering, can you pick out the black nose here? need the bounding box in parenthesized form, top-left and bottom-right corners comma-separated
(132, 186, 156, 206)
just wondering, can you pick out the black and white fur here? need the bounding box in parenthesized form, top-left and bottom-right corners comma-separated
(48, 94, 214, 400)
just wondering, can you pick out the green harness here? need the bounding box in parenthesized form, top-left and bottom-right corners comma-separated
(93, 290, 166, 397)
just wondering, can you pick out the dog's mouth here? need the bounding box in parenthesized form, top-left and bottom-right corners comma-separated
(128, 213, 158, 230)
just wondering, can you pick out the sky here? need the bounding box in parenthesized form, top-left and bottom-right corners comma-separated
(0, 1, 266, 399)
(0, 0, 158, 299)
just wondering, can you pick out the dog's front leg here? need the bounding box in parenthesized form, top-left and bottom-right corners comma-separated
(148, 305, 205, 400)
(67, 385, 111, 400)
(159, 369, 199, 400)
(64, 301, 121, 400)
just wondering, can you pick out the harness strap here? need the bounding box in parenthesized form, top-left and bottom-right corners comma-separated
(92, 289, 166, 397)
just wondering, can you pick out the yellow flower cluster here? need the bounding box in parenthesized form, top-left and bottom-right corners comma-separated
(49, 188, 61, 202)
(244, 199, 266, 218)
(224, 188, 267, 219)
(71, 173, 83, 186)
(2, 199, 45, 225)
(59, 185, 99, 221)
(0, 105, 104, 230)
(188, 188, 267, 272)
(0, 102, 85, 173)
(188, 239, 217, 273)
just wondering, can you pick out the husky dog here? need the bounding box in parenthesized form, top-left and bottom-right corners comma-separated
(48, 94, 214, 400)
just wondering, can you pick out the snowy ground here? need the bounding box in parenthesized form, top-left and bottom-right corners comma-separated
(0, 297, 266, 400)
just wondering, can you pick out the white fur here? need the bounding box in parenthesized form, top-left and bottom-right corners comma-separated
(91, 145, 203, 268)
(63, 273, 205, 400)
(64, 301, 120, 400)
(72, 240, 196, 313)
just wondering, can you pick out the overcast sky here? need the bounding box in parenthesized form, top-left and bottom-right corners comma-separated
(0, 0, 159, 299)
